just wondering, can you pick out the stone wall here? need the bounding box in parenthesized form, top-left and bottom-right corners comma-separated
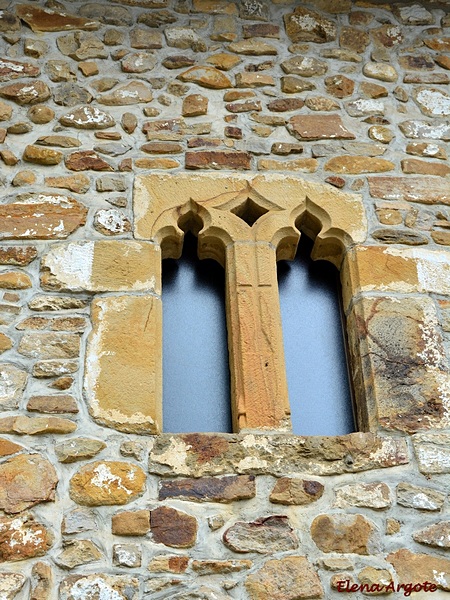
(1, 0, 450, 598)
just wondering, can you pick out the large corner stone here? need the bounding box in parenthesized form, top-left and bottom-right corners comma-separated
(41, 241, 160, 293)
(85, 295, 162, 434)
(347, 295, 450, 433)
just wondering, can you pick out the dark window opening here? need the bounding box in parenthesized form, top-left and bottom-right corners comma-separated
(162, 232, 231, 433)
(278, 234, 355, 436)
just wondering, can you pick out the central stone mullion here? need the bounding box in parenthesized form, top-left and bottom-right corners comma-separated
(225, 241, 291, 432)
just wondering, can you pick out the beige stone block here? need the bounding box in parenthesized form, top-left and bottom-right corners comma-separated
(41, 241, 160, 293)
(85, 295, 162, 434)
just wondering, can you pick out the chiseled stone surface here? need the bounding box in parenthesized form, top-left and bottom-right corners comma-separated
(70, 461, 146, 506)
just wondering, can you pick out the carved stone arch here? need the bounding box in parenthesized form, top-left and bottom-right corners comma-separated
(134, 173, 367, 433)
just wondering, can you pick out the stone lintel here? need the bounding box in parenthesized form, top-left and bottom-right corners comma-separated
(41, 240, 160, 293)
(85, 294, 162, 434)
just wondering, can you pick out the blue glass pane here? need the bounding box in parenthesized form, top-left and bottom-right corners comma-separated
(278, 235, 354, 436)
(162, 233, 231, 433)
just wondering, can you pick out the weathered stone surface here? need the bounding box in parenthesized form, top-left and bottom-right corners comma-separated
(148, 433, 407, 477)
(159, 475, 255, 503)
(387, 549, 450, 591)
(235, 72, 274, 87)
(0, 246, 37, 266)
(0, 272, 31, 290)
(369, 126, 393, 144)
(121, 52, 157, 73)
(55, 539, 103, 569)
(0, 58, 40, 81)
(258, 158, 318, 172)
(62, 508, 97, 535)
(229, 39, 277, 56)
(223, 516, 298, 553)
(0, 334, 12, 355)
(305, 96, 339, 111)
(65, 150, 113, 172)
(325, 156, 394, 174)
(59, 575, 139, 600)
(98, 81, 153, 105)
(281, 55, 327, 77)
(325, 75, 354, 98)
(368, 176, 450, 204)
(29, 295, 87, 311)
(397, 482, 445, 511)
(0, 573, 26, 599)
(178, 66, 231, 89)
(28, 105, 54, 124)
(357, 567, 394, 594)
(267, 98, 304, 112)
(270, 478, 324, 505)
(284, 7, 336, 43)
(55, 438, 106, 463)
(0, 194, 87, 239)
(363, 63, 398, 82)
(79, 3, 132, 26)
(0, 453, 57, 513)
(0, 10, 20, 32)
(0, 82, 50, 105)
(0, 439, 23, 458)
(17, 4, 99, 32)
(413, 522, 450, 548)
(413, 88, 450, 117)
(393, 4, 433, 25)
(148, 554, 189, 573)
(0, 416, 76, 435)
(288, 115, 355, 141)
(45, 174, 90, 195)
(32, 361, 77, 379)
(57, 32, 107, 61)
(41, 241, 159, 294)
(23, 145, 63, 166)
(70, 461, 146, 506)
(27, 395, 78, 414)
(311, 514, 380, 554)
(413, 433, 450, 474)
(165, 27, 206, 52)
(93, 209, 131, 235)
(406, 142, 447, 160)
(30, 561, 53, 600)
(399, 120, 450, 140)
(340, 26, 369, 53)
(60, 105, 114, 129)
(192, 559, 250, 575)
(112, 509, 150, 536)
(335, 483, 391, 509)
(281, 76, 315, 93)
(0, 514, 52, 561)
(18, 333, 80, 359)
(246, 556, 323, 600)
(141, 141, 183, 154)
(346, 99, 384, 117)
(226, 99, 261, 112)
(150, 506, 198, 548)
(0, 364, 27, 410)
(113, 543, 141, 567)
(0, 101, 12, 121)
(182, 94, 208, 117)
(401, 158, 450, 177)
(186, 150, 251, 170)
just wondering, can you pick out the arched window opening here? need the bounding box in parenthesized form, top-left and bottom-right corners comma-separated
(278, 234, 355, 436)
(162, 232, 232, 433)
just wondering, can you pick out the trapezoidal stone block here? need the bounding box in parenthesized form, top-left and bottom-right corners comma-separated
(347, 295, 450, 434)
(40, 240, 160, 293)
(85, 294, 162, 434)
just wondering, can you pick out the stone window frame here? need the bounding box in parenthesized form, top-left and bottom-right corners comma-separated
(41, 172, 450, 436)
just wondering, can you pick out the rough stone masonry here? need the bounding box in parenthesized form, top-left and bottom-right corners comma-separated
(0, 0, 450, 598)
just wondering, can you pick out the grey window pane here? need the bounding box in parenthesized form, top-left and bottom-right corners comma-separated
(278, 234, 355, 436)
(162, 233, 232, 433)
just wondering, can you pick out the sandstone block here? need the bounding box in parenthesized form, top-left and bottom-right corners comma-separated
(93, 209, 131, 235)
(54, 539, 103, 569)
(340, 26, 369, 53)
(59, 575, 139, 600)
(413, 433, 450, 474)
(27, 395, 78, 414)
(79, 3, 133, 26)
(223, 516, 297, 553)
(112, 510, 150, 536)
(29, 295, 87, 311)
(98, 81, 153, 105)
(70, 461, 146, 506)
(399, 120, 450, 140)
(284, 7, 336, 43)
(0, 514, 52, 561)
(23, 145, 63, 166)
(0, 453, 57, 513)
(18, 333, 80, 359)
(388, 549, 450, 591)
(62, 508, 97, 535)
(325, 156, 394, 173)
(368, 176, 450, 204)
(246, 556, 323, 600)
(0, 438, 23, 458)
(45, 174, 90, 194)
(0, 82, 50, 105)
(65, 150, 113, 171)
(311, 514, 380, 554)
(159, 475, 255, 503)
(178, 66, 231, 89)
(0, 364, 27, 410)
(165, 26, 207, 52)
(270, 478, 324, 505)
(55, 438, 106, 463)
(60, 105, 114, 129)
(41, 241, 160, 293)
(0, 573, 26, 599)
(288, 114, 355, 140)
(363, 62, 398, 82)
(0, 58, 40, 81)
(228, 39, 277, 56)
(397, 482, 445, 511)
(57, 32, 107, 61)
(413, 522, 450, 548)
(186, 150, 251, 169)
(0, 194, 87, 240)
(401, 158, 450, 177)
(30, 562, 53, 600)
(334, 482, 391, 509)
(113, 543, 141, 567)
(150, 506, 198, 548)
(182, 94, 208, 117)
(281, 55, 327, 77)
(17, 4, 99, 31)
(258, 158, 318, 172)
(0, 416, 76, 435)
(414, 88, 450, 117)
